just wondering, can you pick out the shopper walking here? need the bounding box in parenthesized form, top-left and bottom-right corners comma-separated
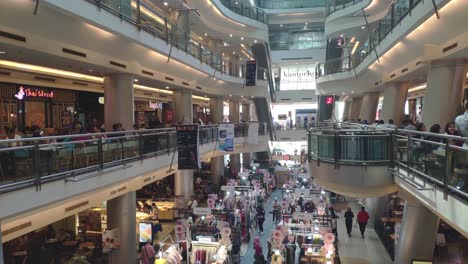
(357, 206, 370, 238)
(344, 207, 354, 237)
(272, 198, 280, 223)
(257, 206, 265, 234)
(141, 240, 156, 264)
(253, 237, 267, 264)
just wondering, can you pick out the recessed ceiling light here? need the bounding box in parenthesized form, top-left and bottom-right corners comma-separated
(241, 95, 244, 98)
(134, 79, 139, 82)
(351, 91, 355, 93)
(232, 51, 236, 55)
(88, 69, 93, 72)
(165, 86, 170, 89)
(0, 51, 6, 54)
(305, 22, 308, 25)
(280, 24, 283, 27)
(361, 26, 365, 29)
(213, 77, 217, 80)
(229, 94, 232, 97)
(164, 2, 168, 6)
(254, 40, 257, 43)
(342, 92, 345, 95)
(251, 96, 254, 98)
(241, 37, 244, 40)
(204, 95, 207, 97)
(204, 33, 208, 36)
(340, 34, 344, 37)
(229, 34, 233, 37)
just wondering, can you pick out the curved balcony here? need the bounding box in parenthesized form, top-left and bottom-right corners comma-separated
(255, 0, 326, 9)
(327, 0, 365, 16)
(308, 124, 397, 197)
(317, 0, 424, 78)
(0, 123, 266, 194)
(219, 0, 268, 23)
(85, 0, 247, 77)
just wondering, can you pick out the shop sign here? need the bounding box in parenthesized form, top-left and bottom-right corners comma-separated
(15, 86, 54, 100)
(148, 101, 161, 110)
(193, 207, 212, 215)
(326, 96, 334, 105)
(295, 188, 310, 196)
(221, 185, 235, 192)
(292, 212, 314, 221)
(165, 110, 174, 123)
(282, 69, 315, 81)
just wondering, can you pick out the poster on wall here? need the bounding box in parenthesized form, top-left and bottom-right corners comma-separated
(139, 222, 153, 243)
(102, 228, 120, 252)
(218, 123, 234, 152)
(247, 122, 259, 144)
(245, 60, 257, 86)
(176, 124, 200, 170)
(61, 111, 71, 129)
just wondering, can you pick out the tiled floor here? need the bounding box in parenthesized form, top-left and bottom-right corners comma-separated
(240, 191, 393, 264)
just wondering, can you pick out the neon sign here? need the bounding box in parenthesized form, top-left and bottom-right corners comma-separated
(15, 86, 54, 100)
(326, 96, 334, 105)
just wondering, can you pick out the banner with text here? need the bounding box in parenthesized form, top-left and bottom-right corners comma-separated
(176, 124, 200, 170)
(218, 123, 234, 152)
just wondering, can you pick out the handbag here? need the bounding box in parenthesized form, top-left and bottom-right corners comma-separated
(143, 245, 156, 264)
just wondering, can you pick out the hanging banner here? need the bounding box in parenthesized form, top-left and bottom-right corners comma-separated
(245, 60, 257, 86)
(176, 124, 200, 170)
(218, 123, 234, 152)
(246, 122, 259, 144)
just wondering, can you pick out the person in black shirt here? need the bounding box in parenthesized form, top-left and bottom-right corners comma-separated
(256, 206, 265, 234)
(344, 207, 354, 237)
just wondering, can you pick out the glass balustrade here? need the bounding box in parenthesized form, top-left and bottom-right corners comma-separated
(256, 0, 326, 9)
(0, 123, 266, 193)
(219, 0, 268, 23)
(327, 0, 364, 16)
(308, 124, 468, 200)
(85, 0, 247, 78)
(317, 0, 424, 78)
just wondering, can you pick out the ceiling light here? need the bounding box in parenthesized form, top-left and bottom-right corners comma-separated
(213, 77, 217, 80)
(235, 1, 238, 4)
(0, 51, 6, 54)
(254, 40, 257, 43)
(134, 79, 139, 82)
(204, 33, 208, 36)
(280, 24, 283, 27)
(164, 2, 168, 6)
(361, 26, 365, 29)
(165, 86, 170, 89)
(229, 94, 232, 97)
(88, 69, 93, 72)
(229, 34, 233, 38)
(232, 51, 236, 54)
(224, 42, 228, 46)
(204, 95, 207, 97)
(241, 95, 244, 98)
(251, 96, 254, 98)
(351, 91, 354, 93)
(340, 34, 344, 37)
(342, 92, 345, 95)
(305, 22, 308, 25)
(241, 37, 244, 40)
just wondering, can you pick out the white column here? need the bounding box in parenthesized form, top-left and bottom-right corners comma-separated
(210, 97, 224, 186)
(104, 73, 134, 131)
(172, 89, 193, 124)
(229, 101, 240, 173)
(342, 100, 352, 121)
(381, 82, 409, 126)
(365, 197, 389, 228)
(175, 170, 194, 200)
(349, 97, 363, 121)
(359, 92, 380, 123)
(422, 60, 465, 127)
(395, 199, 439, 263)
(107, 192, 137, 264)
(242, 103, 251, 122)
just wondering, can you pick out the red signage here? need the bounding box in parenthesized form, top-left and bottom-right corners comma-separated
(165, 110, 174, 123)
(326, 96, 334, 105)
(15, 86, 54, 100)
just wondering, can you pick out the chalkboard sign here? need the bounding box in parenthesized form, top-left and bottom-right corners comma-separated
(245, 60, 257, 86)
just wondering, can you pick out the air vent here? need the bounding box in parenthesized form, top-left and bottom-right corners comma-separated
(143, 92, 152, 96)
(0, 71, 11, 76)
(62, 48, 87, 58)
(280, 98, 291, 101)
(281, 57, 313, 60)
(3, 222, 32, 236)
(301, 98, 313, 100)
(390, 73, 396, 78)
(142, 70, 154, 76)
(160, 95, 167, 98)
(196, 86, 202, 90)
(72, 81, 88, 86)
(109, 61, 127, 69)
(442, 42, 458, 53)
(35, 76, 56, 82)
(280, 138, 291, 140)
(401, 68, 408, 73)
(416, 60, 422, 66)
(144, 177, 152, 182)
(117, 186, 126, 192)
(165, 77, 175, 81)
(0, 30, 26, 42)
(182, 82, 190, 86)
(65, 201, 89, 213)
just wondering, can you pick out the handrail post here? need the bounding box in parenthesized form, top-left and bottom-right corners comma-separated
(334, 133, 339, 169)
(443, 142, 451, 199)
(136, 0, 141, 31)
(33, 141, 41, 190)
(164, 17, 169, 43)
(407, 134, 413, 178)
(98, 136, 104, 170)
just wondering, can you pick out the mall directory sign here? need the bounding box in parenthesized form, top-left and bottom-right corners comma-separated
(246, 60, 257, 86)
(176, 124, 200, 170)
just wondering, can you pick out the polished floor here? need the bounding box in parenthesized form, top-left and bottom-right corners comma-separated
(240, 190, 393, 264)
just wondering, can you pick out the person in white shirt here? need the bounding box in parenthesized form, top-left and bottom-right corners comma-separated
(455, 104, 468, 137)
(385, 119, 397, 129)
(6, 127, 22, 147)
(402, 119, 416, 130)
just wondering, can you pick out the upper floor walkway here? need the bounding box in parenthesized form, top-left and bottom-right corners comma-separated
(307, 122, 468, 237)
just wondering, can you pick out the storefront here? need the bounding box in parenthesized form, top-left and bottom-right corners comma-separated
(0, 82, 75, 132)
(134, 99, 164, 128)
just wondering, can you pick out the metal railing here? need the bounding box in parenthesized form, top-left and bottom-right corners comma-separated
(0, 123, 266, 194)
(317, 0, 424, 78)
(308, 124, 468, 200)
(219, 0, 268, 23)
(256, 0, 326, 9)
(269, 40, 326, 51)
(85, 0, 247, 78)
(327, 0, 364, 16)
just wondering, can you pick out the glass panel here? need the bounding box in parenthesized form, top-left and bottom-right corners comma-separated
(450, 146, 468, 192)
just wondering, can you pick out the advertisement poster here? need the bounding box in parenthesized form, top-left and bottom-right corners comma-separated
(139, 222, 152, 243)
(245, 60, 257, 86)
(61, 111, 71, 129)
(218, 123, 234, 152)
(102, 228, 120, 252)
(176, 124, 200, 170)
(246, 122, 259, 144)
